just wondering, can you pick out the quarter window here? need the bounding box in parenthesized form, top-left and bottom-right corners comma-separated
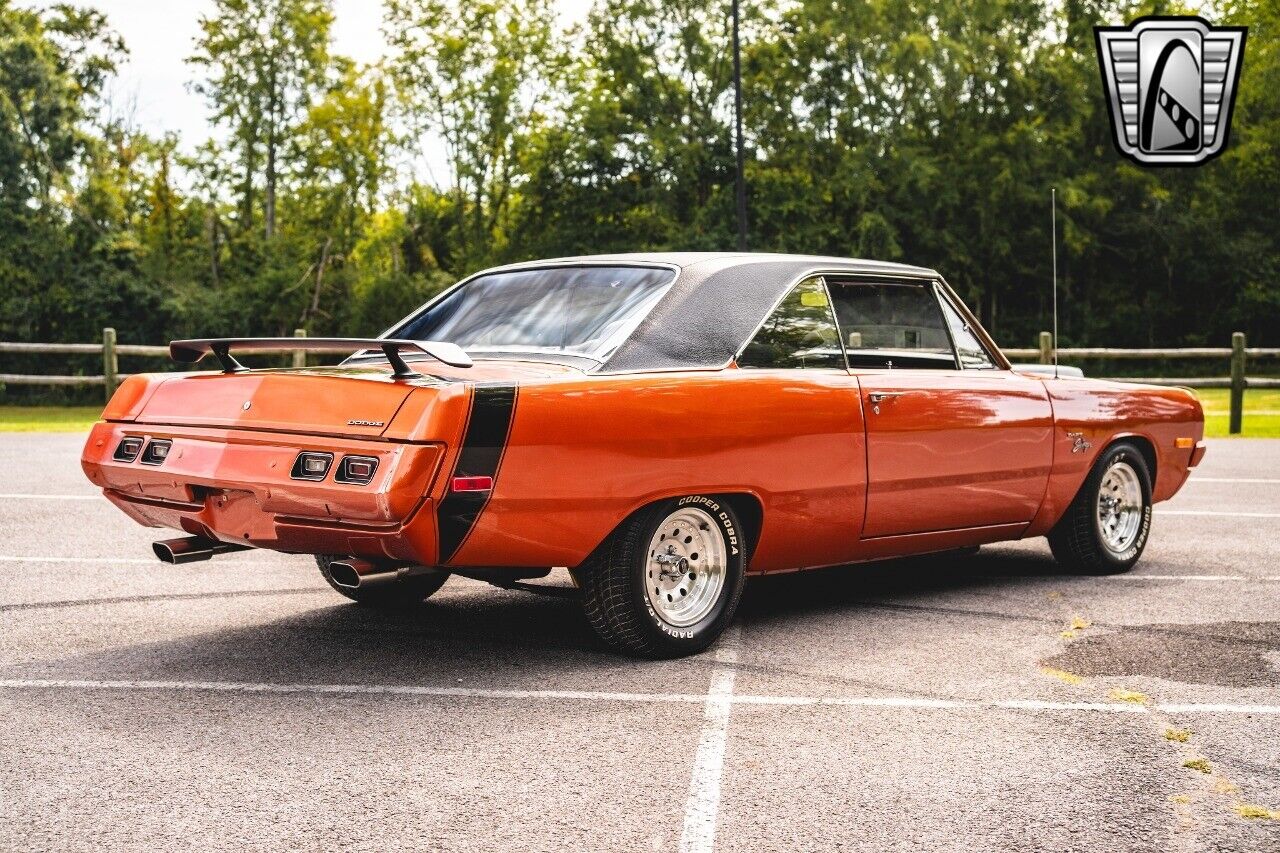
(937, 292, 996, 369)
(826, 280, 958, 370)
(737, 278, 844, 369)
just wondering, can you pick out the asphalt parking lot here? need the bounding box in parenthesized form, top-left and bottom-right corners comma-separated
(2, 434, 1278, 852)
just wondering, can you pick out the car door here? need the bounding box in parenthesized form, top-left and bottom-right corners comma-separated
(825, 277, 1054, 538)
(736, 275, 867, 567)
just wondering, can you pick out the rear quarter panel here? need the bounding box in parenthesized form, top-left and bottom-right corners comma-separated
(1025, 379, 1204, 537)
(449, 369, 867, 573)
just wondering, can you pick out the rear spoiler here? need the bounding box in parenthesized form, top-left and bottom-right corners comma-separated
(169, 338, 472, 379)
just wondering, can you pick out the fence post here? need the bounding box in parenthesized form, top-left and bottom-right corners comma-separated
(1229, 331, 1246, 435)
(293, 328, 307, 368)
(1038, 331, 1053, 365)
(102, 327, 118, 403)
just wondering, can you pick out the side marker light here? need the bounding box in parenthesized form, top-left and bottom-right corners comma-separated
(451, 476, 493, 492)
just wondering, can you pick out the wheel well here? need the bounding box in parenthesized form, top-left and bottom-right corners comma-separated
(1113, 435, 1157, 491)
(581, 491, 765, 569)
(718, 492, 764, 565)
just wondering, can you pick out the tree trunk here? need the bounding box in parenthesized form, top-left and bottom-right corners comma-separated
(265, 135, 277, 241)
(239, 134, 257, 234)
(299, 237, 333, 327)
(207, 204, 221, 288)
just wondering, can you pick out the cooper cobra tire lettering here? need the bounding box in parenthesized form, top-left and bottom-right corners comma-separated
(435, 384, 518, 564)
(677, 496, 739, 554)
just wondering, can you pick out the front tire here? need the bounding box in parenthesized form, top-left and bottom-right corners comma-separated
(1048, 441, 1153, 574)
(578, 496, 748, 658)
(316, 555, 450, 606)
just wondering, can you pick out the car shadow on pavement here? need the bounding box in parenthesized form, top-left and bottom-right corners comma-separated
(6, 545, 1079, 684)
(738, 544, 1065, 621)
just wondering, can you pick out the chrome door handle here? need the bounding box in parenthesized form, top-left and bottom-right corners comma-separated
(867, 391, 905, 414)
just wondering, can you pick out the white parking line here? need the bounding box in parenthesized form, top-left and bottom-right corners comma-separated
(0, 493, 100, 501)
(1, 677, 1277, 714)
(0, 555, 156, 565)
(1189, 477, 1280, 484)
(1106, 574, 1280, 581)
(0, 556, 276, 566)
(680, 626, 740, 853)
(1157, 509, 1280, 518)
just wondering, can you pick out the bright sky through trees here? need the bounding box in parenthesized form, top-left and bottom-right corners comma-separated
(30, 0, 593, 168)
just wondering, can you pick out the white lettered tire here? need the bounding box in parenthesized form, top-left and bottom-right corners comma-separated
(1048, 441, 1153, 574)
(578, 495, 748, 658)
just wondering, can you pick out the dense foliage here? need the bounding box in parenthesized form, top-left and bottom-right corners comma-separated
(0, 0, 1275, 373)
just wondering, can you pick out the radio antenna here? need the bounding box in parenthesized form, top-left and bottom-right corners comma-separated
(1051, 187, 1059, 380)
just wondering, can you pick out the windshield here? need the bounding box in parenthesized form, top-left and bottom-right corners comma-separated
(390, 265, 674, 362)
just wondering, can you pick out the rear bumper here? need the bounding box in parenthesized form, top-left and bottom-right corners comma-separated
(82, 422, 445, 563)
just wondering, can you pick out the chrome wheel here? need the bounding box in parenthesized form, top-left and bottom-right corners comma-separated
(1096, 460, 1144, 553)
(644, 506, 727, 628)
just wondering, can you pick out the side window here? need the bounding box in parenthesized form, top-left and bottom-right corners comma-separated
(826, 280, 958, 370)
(936, 292, 996, 369)
(737, 278, 845, 369)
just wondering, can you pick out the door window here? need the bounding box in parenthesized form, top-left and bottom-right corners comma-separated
(737, 278, 845, 369)
(826, 280, 957, 369)
(936, 291, 997, 369)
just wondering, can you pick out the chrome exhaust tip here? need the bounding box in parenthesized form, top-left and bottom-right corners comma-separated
(153, 536, 250, 565)
(328, 558, 400, 590)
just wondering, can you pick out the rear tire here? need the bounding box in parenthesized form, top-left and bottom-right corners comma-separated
(1048, 441, 1153, 575)
(578, 495, 748, 658)
(316, 555, 450, 606)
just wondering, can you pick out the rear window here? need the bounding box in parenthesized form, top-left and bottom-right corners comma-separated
(391, 265, 674, 362)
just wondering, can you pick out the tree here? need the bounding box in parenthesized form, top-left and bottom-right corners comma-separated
(0, 1, 126, 343)
(3, 0, 1279, 398)
(384, 0, 563, 269)
(188, 0, 333, 241)
(290, 64, 395, 330)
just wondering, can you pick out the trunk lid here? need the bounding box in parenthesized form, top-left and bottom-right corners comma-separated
(135, 367, 417, 438)
(132, 359, 584, 438)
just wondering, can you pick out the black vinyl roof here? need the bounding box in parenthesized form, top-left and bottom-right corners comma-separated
(478, 252, 938, 373)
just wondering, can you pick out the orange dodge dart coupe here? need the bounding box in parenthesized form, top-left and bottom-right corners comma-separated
(83, 253, 1206, 657)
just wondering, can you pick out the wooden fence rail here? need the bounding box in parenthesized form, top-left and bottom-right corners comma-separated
(1, 328, 1277, 434)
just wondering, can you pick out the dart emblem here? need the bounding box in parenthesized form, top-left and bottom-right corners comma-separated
(1095, 16, 1246, 166)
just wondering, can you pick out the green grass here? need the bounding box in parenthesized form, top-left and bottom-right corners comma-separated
(1, 388, 1278, 435)
(1196, 388, 1280, 438)
(0, 405, 103, 432)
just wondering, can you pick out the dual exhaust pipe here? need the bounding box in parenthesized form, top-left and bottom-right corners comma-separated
(152, 537, 435, 591)
(152, 535, 251, 565)
(327, 558, 443, 591)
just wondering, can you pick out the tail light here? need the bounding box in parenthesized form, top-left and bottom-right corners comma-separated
(113, 437, 144, 462)
(335, 455, 378, 485)
(140, 439, 172, 465)
(291, 452, 333, 481)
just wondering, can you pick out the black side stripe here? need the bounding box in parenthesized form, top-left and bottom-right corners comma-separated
(436, 384, 518, 563)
